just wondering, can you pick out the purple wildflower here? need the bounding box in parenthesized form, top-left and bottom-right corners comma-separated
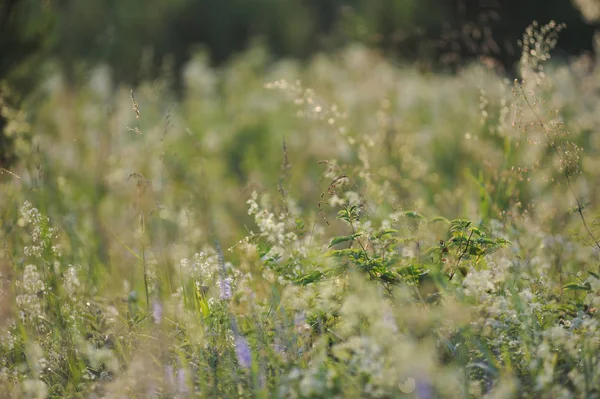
(416, 375, 433, 399)
(177, 368, 189, 395)
(235, 335, 252, 369)
(219, 277, 232, 300)
(164, 365, 174, 390)
(294, 311, 307, 331)
(152, 300, 163, 325)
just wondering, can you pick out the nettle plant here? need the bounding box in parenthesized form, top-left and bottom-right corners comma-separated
(329, 205, 510, 286)
(247, 191, 510, 294)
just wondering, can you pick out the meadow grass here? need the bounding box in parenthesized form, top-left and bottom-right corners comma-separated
(2, 22, 600, 398)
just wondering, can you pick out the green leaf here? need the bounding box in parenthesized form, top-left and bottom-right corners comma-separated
(328, 233, 362, 248)
(371, 229, 398, 240)
(394, 236, 419, 244)
(397, 264, 429, 281)
(257, 242, 272, 258)
(495, 237, 511, 246)
(475, 237, 496, 246)
(402, 211, 426, 221)
(337, 208, 350, 220)
(194, 286, 210, 317)
(425, 246, 441, 256)
(468, 246, 484, 256)
(430, 216, 451, 224)
(563, 282, 592, 292)
(325, 248, 367, 260)
(469, 227, 483, 237)
(337, 205, 361, 223)
(450, 219, 472, 232)
(294, 270, 323, 286)
(449, 235, 469, 244)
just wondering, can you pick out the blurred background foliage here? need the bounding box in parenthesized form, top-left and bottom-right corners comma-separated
(0, 0, 598, 170)
(2, 0, 598, 86)
(4, 1, 598, 75)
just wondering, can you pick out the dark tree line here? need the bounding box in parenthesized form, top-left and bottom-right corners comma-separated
(0, 0, 597, 169)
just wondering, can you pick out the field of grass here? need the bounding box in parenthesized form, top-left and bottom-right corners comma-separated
(2, 22, 600, 398)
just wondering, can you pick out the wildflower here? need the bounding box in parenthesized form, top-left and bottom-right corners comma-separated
(177, 368, 189, 395)
(16, 265, 45, 325)
(246, 191, 259, 215)
(21, 201, 60, 260)
(63, 265, 80, 295)
(294, 312, 307, 329)
(164, 365, 174, 390)
(235, 335, 252, 369)
(416, 376, 434, 399)
(219, 277, 232, 300)
(191, 251, 217, 283)
(152, 300, 163, 325)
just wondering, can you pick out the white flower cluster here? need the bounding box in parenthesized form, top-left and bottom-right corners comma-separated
(15, 265, 45, 325)
(63, 264, 81, 295)
(246, 191, 298, 257)
(0, 321, 17, 351)
(180, 250, 241, 303)
(533, 317, 600, 395)
(462, 258, 511, 301)
(20, 201, 61, 259)
(335, 336, 387, 394)
(281, 365, 337, 398)
(180, 251, 218, 285)
(76, 336, 120, 375)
